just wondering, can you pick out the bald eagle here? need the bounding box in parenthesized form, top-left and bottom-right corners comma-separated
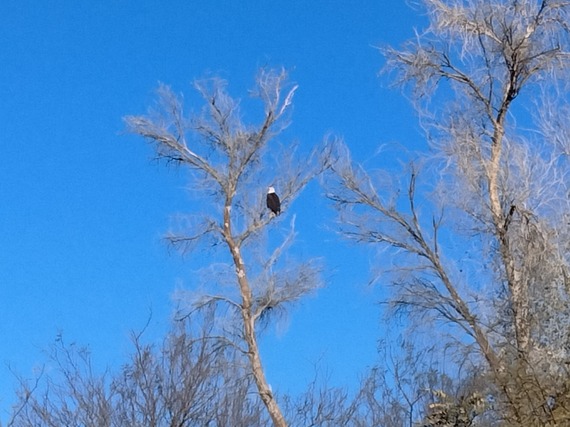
(266, 187, 281, 215)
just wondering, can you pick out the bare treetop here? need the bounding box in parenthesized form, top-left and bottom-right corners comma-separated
(384, 0, 570, 109)
(125, 68, 330, 250)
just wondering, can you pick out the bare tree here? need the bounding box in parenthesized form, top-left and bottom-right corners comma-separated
(280, 336, 477, 427)
(4, 317, 490, 427)
(7, 312, 269, 426)
(124, 68, 332, 426)
(327, 0, 570, 424)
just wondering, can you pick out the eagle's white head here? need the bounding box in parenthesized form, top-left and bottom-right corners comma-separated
(267, 186, 276, 194)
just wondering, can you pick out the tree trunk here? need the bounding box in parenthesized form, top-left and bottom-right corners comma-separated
(223, 204, 288, 427)
(489, 114, 530, 354)
(243, 312, 288, 427)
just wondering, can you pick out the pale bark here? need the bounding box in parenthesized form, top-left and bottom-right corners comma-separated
(223, 202, 287, 427)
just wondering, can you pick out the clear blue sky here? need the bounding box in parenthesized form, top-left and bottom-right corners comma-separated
(0, 0, 426, 419)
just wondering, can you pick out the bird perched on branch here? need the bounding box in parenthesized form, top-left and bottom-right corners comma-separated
(266, 187, 281, 215)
